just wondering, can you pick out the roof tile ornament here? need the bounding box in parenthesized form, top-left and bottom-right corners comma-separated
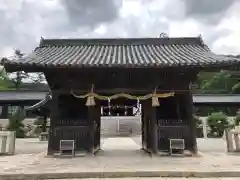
(159, 32, 169, 38)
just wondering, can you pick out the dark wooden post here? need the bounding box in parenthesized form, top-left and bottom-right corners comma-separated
(142, 100, 150, 151)
(94, 101, 101, 150)
(150, 104, 158, 154)
(88, 106, 95, 154)
(186, 88, 198, 153)
(96, 106, 101, 150)
(47, 91, 59, 155)
(141, 104, 145, 150)
(143, 99, 158, 154)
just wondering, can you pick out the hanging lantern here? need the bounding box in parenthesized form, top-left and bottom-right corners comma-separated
(86, 94, 96, 106)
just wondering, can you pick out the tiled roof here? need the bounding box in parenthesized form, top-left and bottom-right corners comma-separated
(0, 91, 46, 101)
(2, 37, 240, 68)
(193, 94, 240, 104)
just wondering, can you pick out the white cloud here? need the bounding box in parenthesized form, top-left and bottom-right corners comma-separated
(0, 47, 14, 57)
(169, 19, 201, 37)
(211, 2, 240, 54)
(0, 0, 240, 58)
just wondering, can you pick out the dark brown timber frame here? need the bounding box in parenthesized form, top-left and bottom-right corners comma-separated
(2, 36, 240, 155)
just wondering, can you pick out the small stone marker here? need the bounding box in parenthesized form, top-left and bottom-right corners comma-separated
(234, 132, 240, 151)
(0, 131, 16, 155)
(225, 129, 234, 152)
(0, 136, 7, 154)
(39, 132, 48, 141)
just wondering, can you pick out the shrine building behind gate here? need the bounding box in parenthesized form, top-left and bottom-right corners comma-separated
(2, 36, 240, 155)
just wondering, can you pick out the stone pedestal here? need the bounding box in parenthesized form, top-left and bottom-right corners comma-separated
(234, 133, 240, 151)
(0, 131, 16, 155)
(225, 129, 234, 152)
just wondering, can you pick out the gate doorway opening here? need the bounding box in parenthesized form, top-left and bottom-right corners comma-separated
(100, 100, 142, 153)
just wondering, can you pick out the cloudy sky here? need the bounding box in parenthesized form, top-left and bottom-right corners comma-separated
(0, 0, 240, 58)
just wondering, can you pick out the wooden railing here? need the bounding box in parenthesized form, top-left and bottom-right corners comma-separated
(56, 118, 89, 126)
(157, 119, 187, 126)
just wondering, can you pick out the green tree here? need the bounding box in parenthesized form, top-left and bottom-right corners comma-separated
(207, 112, 230, 137)
(34, 116, 48, 134)
(7, 107, 25, 138)
(9, 50, 29, 89)
(197, 54, 240, 94)
(197, 70, 240, 94)
(6, 50, 45, 89)
(235, 109, 240, 126)
(0, 68, 12, 90)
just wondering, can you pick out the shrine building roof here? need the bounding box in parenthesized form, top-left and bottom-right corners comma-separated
(2, 36, 240, 70)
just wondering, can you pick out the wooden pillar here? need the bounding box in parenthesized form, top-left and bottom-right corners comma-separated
(141, 104, 145, 149)
(150, 106, 158, 154)
(142, 100, 150, 151)
(143, 99, 158, 154)
(47, 92, 59, 155)
(95, 102, 101, 150)
(88, 106, 95, 154)
(186, 89, 198, 153)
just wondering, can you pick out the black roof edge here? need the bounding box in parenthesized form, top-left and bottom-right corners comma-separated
(39, 36, 205, 47)
(24, 93, 52, 111)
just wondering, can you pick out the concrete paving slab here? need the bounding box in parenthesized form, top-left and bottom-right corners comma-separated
(0, 137, 239, 180)
(45, 178, 240, 180)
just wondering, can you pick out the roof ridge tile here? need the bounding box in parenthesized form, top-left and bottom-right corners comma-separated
(39, 37, 204, 47)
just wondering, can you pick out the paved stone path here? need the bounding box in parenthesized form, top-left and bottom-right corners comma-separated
(0, 137, 238, 174)
(13, 136, 227, 154)
(46, 178, 240, 180)
(15, 138, 47, 154)
(1, 136, 239, 179)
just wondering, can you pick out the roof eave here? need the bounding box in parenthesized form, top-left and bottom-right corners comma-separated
(3, 62, 240, 72)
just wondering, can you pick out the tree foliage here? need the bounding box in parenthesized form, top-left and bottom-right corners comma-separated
(207, 112, 230, 137)
(7, 50, 45, 89)
(235, 109, 240, 126)
(0, 68, 13, 90)
(7, 107, 25, 138)
(198, 70, 240, 94)
(34, 116, 48, 134)
(197, 54, 240, 94)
